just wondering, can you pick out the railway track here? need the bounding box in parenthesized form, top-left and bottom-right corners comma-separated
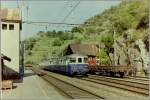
(31, 67, 149, 98)
(81, 75, 149, 96)
(89, 75, 149, 85)
(92, 73, 149, 82)
(126, 76, 149, 82)
(31, 68, 104, 99)
(42, 74, 104, 99)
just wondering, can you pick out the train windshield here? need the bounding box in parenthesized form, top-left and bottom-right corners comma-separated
(69, 57, 76, 63)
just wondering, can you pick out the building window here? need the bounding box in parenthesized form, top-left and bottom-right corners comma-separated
(9, 24, 14, 30)
(2, 24, 7, 30)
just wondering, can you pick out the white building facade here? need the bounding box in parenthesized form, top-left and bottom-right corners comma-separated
(0, 8, 22, 73)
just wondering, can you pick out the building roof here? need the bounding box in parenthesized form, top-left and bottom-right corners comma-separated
(66, 54, 88, 58)
(0, 8, 21, 22)
(65, 44, 99, 56)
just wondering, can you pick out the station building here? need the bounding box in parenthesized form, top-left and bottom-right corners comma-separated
(0, 8, 22, 79)
(64, 44, 100, 65)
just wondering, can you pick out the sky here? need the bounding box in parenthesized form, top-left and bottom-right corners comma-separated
(1, 0, 121, 39)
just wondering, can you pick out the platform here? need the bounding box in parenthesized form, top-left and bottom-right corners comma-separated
(1, 70, 65, 100)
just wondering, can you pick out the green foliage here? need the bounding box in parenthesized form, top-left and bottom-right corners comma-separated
(59, 33, 73, 40)
(52, 38, 63, 46)
(25, 60, 34, 65)
(45, 31, 54, 37)
(24, 37, 37, 51)
(82, 0, 148, 37)
(72, 27, 84, 33)
(97, 49, 110, 64)
(24, 0, 148, 65)
(101, 34, 114, 48)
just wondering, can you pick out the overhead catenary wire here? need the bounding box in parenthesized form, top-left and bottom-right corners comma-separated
(16, 0, 20, 8)
(61, 0, 81, 23)
(57, 0, 70, 18)
(26, 0, 29, 21)
(20, 0, 87, 32)
(23, 21, 85, 26)
(57, 0, 73, 28)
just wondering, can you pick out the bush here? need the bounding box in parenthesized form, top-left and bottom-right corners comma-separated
(97, 49, 110, 64)
(52, 39, 62, 46)
(59, 33, 73, 40)
(24, 38, 37, 51)
(71, 27, 84, 33)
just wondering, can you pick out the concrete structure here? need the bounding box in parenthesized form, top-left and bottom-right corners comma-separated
(0, 8, 22, 74)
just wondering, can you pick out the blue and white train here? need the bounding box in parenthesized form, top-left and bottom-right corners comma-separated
(41, 54, 89, 76)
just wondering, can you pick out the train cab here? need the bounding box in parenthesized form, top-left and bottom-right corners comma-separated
(66, 54, 89, 76)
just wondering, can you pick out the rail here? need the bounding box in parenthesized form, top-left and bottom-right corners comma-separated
(31, 67, 104, 99)
(81, 75, 149, 96)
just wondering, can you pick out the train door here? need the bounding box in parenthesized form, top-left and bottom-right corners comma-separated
(68, 57, 76, 75)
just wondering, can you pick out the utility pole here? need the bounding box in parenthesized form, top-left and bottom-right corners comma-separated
(113, 29, 116, 66)
(98, 44, 101, 65)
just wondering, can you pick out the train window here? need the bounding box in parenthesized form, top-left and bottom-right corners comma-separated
(78, 58, 82, 63)
(2, 24, 7, 30)
(70, 58, 76, 63)
(84, 58, 88, 63)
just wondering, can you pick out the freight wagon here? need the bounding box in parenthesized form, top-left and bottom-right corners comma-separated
(89, 65, 136, 78)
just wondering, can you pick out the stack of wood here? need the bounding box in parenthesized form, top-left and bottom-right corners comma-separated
(0, 80, 13, 90)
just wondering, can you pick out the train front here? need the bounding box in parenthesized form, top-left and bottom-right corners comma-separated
(67, 54, 89, 76)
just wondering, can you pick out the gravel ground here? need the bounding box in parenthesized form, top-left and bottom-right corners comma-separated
(45, 71, 149, 100)
(2, 69, 148, 100)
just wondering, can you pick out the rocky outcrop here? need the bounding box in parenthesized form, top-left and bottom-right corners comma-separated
(110, 30, 149, 76)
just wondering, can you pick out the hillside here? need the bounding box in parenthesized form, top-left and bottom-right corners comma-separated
(24, 0, 148, 75)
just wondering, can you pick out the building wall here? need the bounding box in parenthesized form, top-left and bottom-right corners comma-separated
(1, 21, 20, 72)
(87, 57, 97, 66)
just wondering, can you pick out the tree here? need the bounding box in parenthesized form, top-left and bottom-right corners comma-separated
(101, 34, 114, 48)
(97, 49, 111, 65)
(52, 38, 62, 46)
(101, 34, 114, 64)
(71, 27, 84, 33)
(24, 38, 37, 51)
(57, 31, 64, 36)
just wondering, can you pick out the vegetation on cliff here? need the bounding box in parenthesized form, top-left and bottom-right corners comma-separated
(24, 0, 148, 66)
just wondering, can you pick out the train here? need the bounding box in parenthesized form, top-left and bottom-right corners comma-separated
(40, 54, 89, 76)
(40, 54, 136, 78)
